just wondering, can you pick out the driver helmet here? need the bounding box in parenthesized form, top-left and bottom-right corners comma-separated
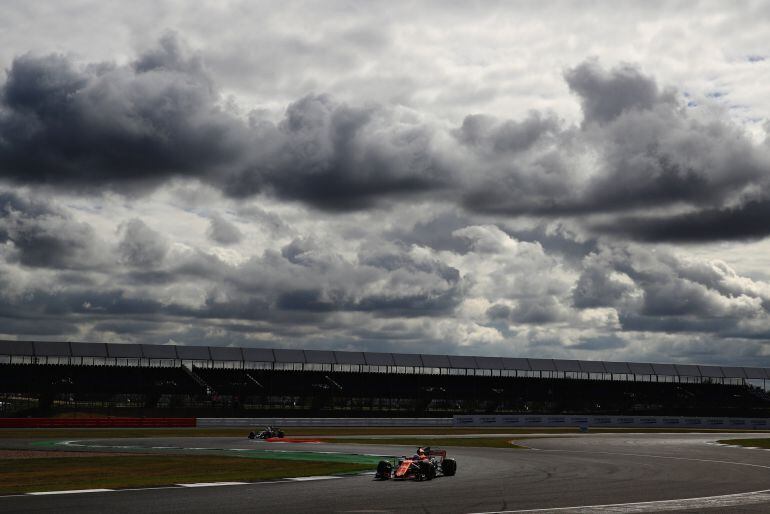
(412, 453, 421, 460)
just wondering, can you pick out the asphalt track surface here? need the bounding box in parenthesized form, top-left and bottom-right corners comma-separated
(5, 433, 770, 513)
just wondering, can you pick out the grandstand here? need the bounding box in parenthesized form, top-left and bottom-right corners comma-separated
(1, 340, 769, 418)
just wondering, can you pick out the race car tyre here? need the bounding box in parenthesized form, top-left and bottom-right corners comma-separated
(441, 458, 457, 476)
(248, 432, 256, 439)
(376, 460, 392, 479)
(277, 431, 285, 438)
(419, 461, 433, 481)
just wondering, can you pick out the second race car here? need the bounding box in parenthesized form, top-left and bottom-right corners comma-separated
(248, 426, 285, 439)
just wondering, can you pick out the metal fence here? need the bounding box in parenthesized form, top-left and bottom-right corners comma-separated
(453, 414, 770, 429)
(197, 417, 454, 427)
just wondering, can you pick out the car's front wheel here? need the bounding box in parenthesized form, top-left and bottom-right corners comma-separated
(441, 458, 457, 476)
(376, 460, 392, 479)
(418, 461, 433, 481)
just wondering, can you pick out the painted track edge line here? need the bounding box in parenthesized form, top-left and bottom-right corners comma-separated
(1, 472, 367, 498)
(177, 482, 249, 487)
(286, 476, 342, 481)
(27, 489, 114, 496)
(467, 488, 770, 513)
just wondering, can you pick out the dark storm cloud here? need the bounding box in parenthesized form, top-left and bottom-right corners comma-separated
(353, 289, 460, 317)
(273, 287, 460, 318)
(486, 297, 567, 324)
(0, 190, 105, 269)
(570, 335, 628, 351)
(280, 237, 317, 265)
(0, 268, 163, 320)
(222, 240, 461, 319)
(564, 60, 665, 125)
(509, 296, 568, 324)
(91, 319, 168, 335)
(117, 219, 168, 267)
(0, 34, 246, 192)
(0, 232, 465, 328)
(619, 314, 737, 334)
(0, 316, 80, 336)
(454, 112, 560, 154)
(224, 94, 446, 210)
(206, 213, 242, 245)
(384, 209, 474, 253)
(358, 247, 461, 283)
(1, 36, 769, 242)
(253, 240, 463, 317)
(595, 199, 770, 242)
(576, 110, 767, 218)
(486, 303, 511, 320)
(501, 224, 597, 264)
(459, 63, 770, 246)
(572, 264, 637, 309)
(0, 36, 448, 210)
(573, 245, 768, 335)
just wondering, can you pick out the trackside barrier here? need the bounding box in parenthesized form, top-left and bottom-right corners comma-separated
(0, 418, 196, 428)
(452, 415, 770, 430)
(197, 418, 453, 428)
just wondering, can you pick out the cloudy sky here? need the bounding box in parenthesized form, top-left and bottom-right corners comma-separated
(1, 1, 770, 365)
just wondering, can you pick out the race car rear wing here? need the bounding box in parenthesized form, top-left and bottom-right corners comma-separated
(425, 448, 446, 458)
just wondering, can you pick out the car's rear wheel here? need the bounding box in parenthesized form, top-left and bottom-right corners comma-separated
(441, 458, 457, 476)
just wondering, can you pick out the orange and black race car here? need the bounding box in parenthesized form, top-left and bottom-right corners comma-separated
(375, 447, 457, 481)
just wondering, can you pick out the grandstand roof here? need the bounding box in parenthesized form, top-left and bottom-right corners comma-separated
(0, 339, 766, 380)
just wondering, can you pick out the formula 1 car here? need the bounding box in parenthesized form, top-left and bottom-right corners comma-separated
(248, 426, 285, 439)
(375, 447, 456, 481)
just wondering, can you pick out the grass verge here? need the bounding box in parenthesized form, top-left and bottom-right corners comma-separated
(716, 438, 770, 449)
(0, 455, 371, 495)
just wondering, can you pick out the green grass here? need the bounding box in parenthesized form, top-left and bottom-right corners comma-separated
(26, 441, 391, 465)
(716, 438, 770, 449)
(0, 455, 371, 495)
(319, 437, 526, 449)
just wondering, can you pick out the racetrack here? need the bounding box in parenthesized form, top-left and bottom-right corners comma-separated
(5, 432, 770, 513)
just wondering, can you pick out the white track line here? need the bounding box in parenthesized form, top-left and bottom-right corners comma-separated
(285, 476, 341, 481)
(177, 482, 248, 488)
(469, 488, 770, 513)
(514, 443, 770, 472)
(483, 444, 770, 512)
(27, 489, 113, 495)
(0, 474, 362, 498)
